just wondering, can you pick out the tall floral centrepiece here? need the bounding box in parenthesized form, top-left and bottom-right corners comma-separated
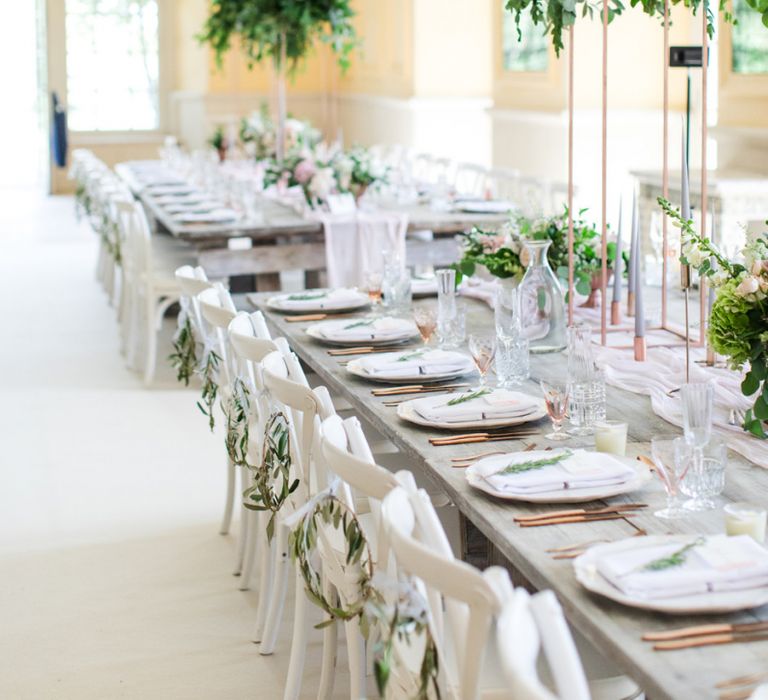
(660, 197, 768, 438)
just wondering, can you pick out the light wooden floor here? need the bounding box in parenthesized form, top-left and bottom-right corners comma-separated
(0, 190, 348, 699)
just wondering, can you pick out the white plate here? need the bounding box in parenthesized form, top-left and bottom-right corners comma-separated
(465, 453, 651, 503)
(396, 392, 547, 430)
(455, 200, 515, 214)
(574, 536, 768, 614)
(173, 210, 238, 223)
(411, 277, 438, 298)
(306, 318, 419, 347)
(267, 289, 370, 314)
(346, 352, 475, 384)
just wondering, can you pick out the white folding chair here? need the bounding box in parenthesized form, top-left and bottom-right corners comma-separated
(381, 481, 513, 700)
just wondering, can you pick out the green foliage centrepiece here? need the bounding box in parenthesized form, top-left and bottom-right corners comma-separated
(199, 0, 357, 73)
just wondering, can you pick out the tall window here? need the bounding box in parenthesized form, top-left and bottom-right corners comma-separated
(65, 0, 159, 131)
(731, 0, 768, 74)
(502, 2, 548, 72)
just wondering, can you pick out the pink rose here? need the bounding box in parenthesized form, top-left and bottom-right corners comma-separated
(736, 275, 760, 297)
(294, 159, 316, 185)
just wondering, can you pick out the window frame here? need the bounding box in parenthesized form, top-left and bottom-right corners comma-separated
(717, 2, 768, 127)
(46, 0, 173, 139)
(492, 0, 565, 112)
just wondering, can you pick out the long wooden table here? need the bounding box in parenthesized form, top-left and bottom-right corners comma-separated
(246, 292, 768, 700)
(118, 161, 510, 289)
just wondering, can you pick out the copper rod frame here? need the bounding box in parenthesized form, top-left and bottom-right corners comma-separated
(567, 25, 575, 327)
(661, 0, 670, 328)
(600, 0, 608, 346)
(699, 0, 709, 345)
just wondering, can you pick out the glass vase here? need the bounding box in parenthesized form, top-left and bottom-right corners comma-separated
(518, 240, 567, 353)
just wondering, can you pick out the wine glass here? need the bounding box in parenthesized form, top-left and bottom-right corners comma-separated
(364, 270, 383, 311)
(468, 334, 496, 388)
(650, 436, 690, 519)
(413, 307, 437, 345)
(540, 380, 570, 441)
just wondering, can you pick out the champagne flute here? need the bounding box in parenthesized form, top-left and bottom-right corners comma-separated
(468, 334, 496, 388)
(650, 436, 691, 519)
(413, 307, 437, 345)
(540, 380, 569, 441)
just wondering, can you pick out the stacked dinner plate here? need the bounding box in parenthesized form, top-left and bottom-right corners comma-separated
(307, 316, 419, 346)
(575, 534, 768, 613)
(397, 388, 546, 430)
(267, 288, 370, 314)
(347, 349, 474, 383)
(465, 448, 650, 503)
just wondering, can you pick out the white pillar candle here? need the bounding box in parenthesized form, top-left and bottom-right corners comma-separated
(594, 420, 628, 456)
(724, 503, 767, 543)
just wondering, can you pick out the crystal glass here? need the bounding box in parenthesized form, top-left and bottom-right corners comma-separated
(495, 282, 522, 340)
(568, 369, 607, 436)
(468, 334, 497, 387)
(540, 380, 570, 441)
(650, 436, 691, 519)
(518, 240, 567, 353)
(681, 382, 714, 510)
(495, 337, 530, 387)
(679, 438, 727, 511)
(567, 323, 594, 382)
(383, 259, 413, 314)
(413, 307, 437, 345)
(436, 269, 461, 348)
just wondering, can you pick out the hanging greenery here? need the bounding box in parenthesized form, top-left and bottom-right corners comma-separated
(199, 0, 358, 73)
(243, 412, 300, 541)
(196, 348, 222, 432)
(223, 376, 253, 466)
(366, 586, 441, 700)
(168, 315, 198, 387)
(289, 492, 374, 625)
(629, 0, 734, 39)
(503, 0, 626, 57)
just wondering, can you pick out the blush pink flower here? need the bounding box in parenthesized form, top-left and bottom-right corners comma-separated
(294, 159, 316, 185)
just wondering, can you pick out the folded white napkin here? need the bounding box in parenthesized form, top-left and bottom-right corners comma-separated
(153, 194, 207, 205)
(413, 388, 537, 423)
(146, 184, 198, 195)
(473, 449, 636, 494)
(162, 201, 224, 214)
(276, 288, 363, 311)
(316, 317, 417, 343)
(173, 209, 239, 223)
(359, 350, 472, 378)
(597, 535, 768, 600)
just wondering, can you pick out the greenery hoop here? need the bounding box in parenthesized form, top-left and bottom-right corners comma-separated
(224, 376, 253, 466)
(367, 584, 441, 700)
(168, 314, 198, 387)
(289, 493, 374, 625)
(196, 346, 222, 431)
(244, 412, 300, 541)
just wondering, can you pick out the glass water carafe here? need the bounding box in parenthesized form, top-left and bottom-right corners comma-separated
(518, 240, 566, 353)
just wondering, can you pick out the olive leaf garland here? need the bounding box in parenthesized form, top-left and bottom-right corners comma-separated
(366, 586, 441, 700)
(289, 493, 374, 624)
(223, 376, 253, 466)
(168, 314, 198, 387)
(244, 412, 300, 542)
(196, 348, 222, 432)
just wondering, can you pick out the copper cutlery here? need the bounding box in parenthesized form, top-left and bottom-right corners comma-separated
(373, 383, 470, 397)
(652, 631, 768, 651)
(518, 513, 635, 528)
(429, 430, 539, 446)
(515, 504, 647, 524)
(717, 672, 768, 690)
(383, 390, 459, 407)
(719, 689, 761, 700)
(329, 346, 407, 356)
(643, 621, 768, 643)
